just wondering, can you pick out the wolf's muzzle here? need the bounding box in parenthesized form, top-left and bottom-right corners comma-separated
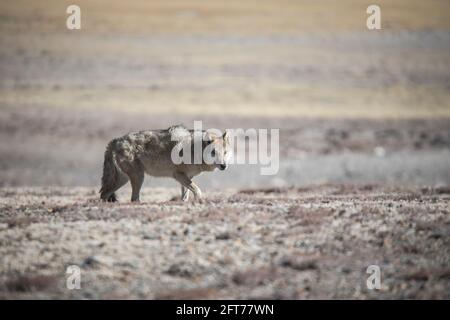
(219, 164, 227, 170)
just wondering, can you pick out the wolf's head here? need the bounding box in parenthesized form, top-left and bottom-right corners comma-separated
(203, 130, 232, 170)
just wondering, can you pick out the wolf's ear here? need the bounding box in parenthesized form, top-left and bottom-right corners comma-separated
(223, 130, 230, 141)
(204, 131, 215, 144)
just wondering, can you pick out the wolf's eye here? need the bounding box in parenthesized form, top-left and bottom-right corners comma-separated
(211, 149, 216, 157)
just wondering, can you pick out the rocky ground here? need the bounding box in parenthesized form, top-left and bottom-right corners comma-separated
(0, 185, 448, 299)
(1, 0, 449, 300)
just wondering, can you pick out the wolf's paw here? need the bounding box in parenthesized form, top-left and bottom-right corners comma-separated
(192, 197, 204, 205)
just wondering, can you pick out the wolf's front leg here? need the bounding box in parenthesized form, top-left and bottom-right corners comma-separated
(181, 186, 190, 202)
(173, 172, 203, 203)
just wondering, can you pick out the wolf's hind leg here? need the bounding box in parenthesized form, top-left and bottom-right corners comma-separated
(130, 172, 144, 202)
(106, 174, 128, 202)
(119, 160, 145, 202)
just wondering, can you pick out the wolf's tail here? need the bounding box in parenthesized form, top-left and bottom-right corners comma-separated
(99, 141, 119, 202)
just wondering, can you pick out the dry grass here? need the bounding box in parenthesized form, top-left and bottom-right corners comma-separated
(2, 0, 449, 35)
(3, 85, 450, 119)
(0, 186, 449, 299)
(1, 1, 450, 119)
(3, 275, 58, 293)
(0, 0, 449, 300)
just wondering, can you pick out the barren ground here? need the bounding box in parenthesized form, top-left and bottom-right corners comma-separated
(0, 0, 449, 299)
(0, 185, 449, 299)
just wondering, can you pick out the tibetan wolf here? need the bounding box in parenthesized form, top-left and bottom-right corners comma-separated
(100, 125, 232, 203)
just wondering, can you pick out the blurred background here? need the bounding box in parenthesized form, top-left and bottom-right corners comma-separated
(1, 0, 449, 190)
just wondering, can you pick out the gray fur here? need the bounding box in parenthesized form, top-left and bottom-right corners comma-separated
(100, 125, 231, 203)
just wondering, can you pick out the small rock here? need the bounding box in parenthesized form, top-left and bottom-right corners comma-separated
(83, 255, 114, 268)
(165, 262, 207, 278)
(279, 256, 318, 271)
(142, 233, 160, 240)
(215, 232, 231, 240)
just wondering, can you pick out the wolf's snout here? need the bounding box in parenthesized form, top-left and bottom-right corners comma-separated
(219, 164, 227, 170)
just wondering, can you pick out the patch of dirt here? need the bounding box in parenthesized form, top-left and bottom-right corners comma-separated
(0, 186, 448, 299)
